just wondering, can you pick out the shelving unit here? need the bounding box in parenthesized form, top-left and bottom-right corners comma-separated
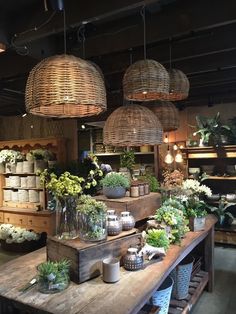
(183, 145, 236, 244)
(0, 137, 66, 235)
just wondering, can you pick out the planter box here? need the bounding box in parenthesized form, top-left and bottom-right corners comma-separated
(189, 217, 206, 232)
(47, 229, 142, 284)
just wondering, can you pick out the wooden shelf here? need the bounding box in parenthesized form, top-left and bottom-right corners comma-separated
(205, 176, 236, 180)
(183, 145, 236, 159)
(3, 187, 43, 190)
(2, 173, 37, 176)
(95, 152, 154, 156)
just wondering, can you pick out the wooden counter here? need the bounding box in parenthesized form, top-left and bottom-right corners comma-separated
(0, 215, 217, 314)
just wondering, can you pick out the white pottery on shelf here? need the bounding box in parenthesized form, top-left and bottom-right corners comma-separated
(16, 161, 23, 174)
(3, 190, 11, 201)
(27, 176, 36, 188)
(20, 177, 27, 188)
(29, 190, 39, 202)
(11, 191, 19, 202)
(18, 190, 29, 202)
(5, 163, 16, 173)
(36, 176, 42, 188)
(9, 176, 20, 188)
(23, 161, 34, 173)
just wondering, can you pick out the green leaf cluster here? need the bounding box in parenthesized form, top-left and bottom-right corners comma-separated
(120, 150, 135, 170)
(184, 198, 207, 218)
(38, 259, 70, 285)
(138, 174, 159, 192)
(146, 229, 169, 250)
(101, 172, 130, 189)
(77, 195, 107, 215)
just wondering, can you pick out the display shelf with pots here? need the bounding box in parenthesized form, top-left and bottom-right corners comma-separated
(0, 137, 67, 235)
(183, 145, 236, 243)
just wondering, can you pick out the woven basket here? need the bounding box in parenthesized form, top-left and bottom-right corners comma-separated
(5, 177, 10, 187)
(103, 105, 163, 146)
(25, 54, 107, 118)
(163, 69, 190, 101)
(36, 176, 42, 188)
(171, 256, 194, 300)
(11, 191, 18, 202)
(146, 101, 180, 131)
(29, 190, 40, 203)
(18, 190, 29, 202)
(151, 276, 173, 314)
(123, 59, 169, 101)
(3, 190, 11, 201)
(27, 176, 36, 188)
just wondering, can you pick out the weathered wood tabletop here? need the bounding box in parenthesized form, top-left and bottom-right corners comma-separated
(0, 215, 217, 314)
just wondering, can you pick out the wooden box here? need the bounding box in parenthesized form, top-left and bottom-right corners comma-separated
(95, 192, 161, 222)
(47, 230, 142, 284)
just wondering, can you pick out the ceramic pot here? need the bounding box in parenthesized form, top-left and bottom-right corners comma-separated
(103, 186, 126, 199)
(123, 247, 143, 271)
(120, 211, 135, 231)
(107, 215, 122, 236)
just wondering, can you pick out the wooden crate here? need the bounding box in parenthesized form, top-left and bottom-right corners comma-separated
(47, 229, 142, 284)
(215, 229, 236, 245)
(95, 192, 161, 222)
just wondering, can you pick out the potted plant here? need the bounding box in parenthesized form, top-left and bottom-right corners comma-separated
(0, 224, 45, 252)
(101, 172, 130, 199)
(120, 150, 135, 179)
(145, 229, 169, 251)
(0, 149, 23, 173)
(193, 112, 231, 146)
(210, 198, 235, 226)
(37, 259, 70, 294)
(77, 194, 107, 242)
(28, 149, 55, 172)
(138, 174, 160, 192)
(184, 199, 208, 231)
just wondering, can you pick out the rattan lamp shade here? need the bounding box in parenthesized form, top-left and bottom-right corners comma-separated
(25, 54, 107, 118)
(123, 59, 169, 101)
(163, 69, 190, 101)
(147, 101, 180, 132)
(103, 104, 163, 146)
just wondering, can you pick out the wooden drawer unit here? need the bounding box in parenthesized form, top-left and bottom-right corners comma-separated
(0, 211, 3, 222)
(4, 213, 27, 227)
(27, 216, 50, 229)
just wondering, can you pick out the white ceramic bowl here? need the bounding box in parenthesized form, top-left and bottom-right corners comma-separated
(189, 167, 200, 174)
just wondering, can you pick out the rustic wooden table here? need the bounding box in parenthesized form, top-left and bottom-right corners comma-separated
(0, 215, 217, 314)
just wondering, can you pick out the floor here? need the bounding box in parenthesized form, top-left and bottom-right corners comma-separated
(0, 245, 235, 313)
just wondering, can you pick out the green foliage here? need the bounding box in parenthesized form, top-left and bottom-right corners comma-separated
(184, 198, 207, 218)
(38, 259, 70, 285)
(101, 172, 130, 189)
(146, 229, 169, 250)
(210, 199, 235, 221)
(138, 174, 159, 192)
(77, 195, 107, 215)
(27, 149, 54, 161)
(120, 150, 135, 170)
(194, 112, 231, 145)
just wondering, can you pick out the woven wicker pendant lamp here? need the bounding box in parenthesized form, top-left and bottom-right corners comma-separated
(25, 54, 106, 118)
(25, 8, 106, 118)
(103, 104, 163, 146)
(163, 68, 190, 101)
(122, 7, 169, 102)
(147, 101, 180, 132)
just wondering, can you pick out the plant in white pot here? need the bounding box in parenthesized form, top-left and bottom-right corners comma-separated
(101, 172, 130, 199)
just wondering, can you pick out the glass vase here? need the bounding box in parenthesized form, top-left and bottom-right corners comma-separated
(38, 272, 70, 294)
(78, 211, 107, 242)
(56, 196, 79, 240)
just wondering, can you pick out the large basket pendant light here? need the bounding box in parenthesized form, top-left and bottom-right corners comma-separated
(146, 101, 180, 132)
(123, 59, 170, 101)
(25, 54, 107, 118)
(163, 68, 190, 101)
(103, 104, 163, 146)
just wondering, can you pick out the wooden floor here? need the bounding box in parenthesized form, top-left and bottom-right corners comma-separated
(192, 246, 236, 314)
(0, 245, 235, 314)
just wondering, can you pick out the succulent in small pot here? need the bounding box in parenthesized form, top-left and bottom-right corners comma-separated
(101, 172, 130, 199)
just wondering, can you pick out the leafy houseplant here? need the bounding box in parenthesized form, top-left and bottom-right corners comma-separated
(146, 229, 170, 251)
(77, 195, 107, 242)
(210, 199, 235, 226)
(194, 112, 231, 146)
(101, 172, 130, 199)
(138, 174, 160, 192)
(120, 150, 135, 171)
(37, 259, 70, 294)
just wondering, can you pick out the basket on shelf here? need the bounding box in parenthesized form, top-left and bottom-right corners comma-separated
(9, 176, 20, 188)
(11, 191, 18, 202)
(94, 143, 105, 153)
(23, 161, 34, 173)
(29, 190, 40, 203)
(151, 276, 173, 314)
(20, 177, 27, 188)
(171, 255, 194, 300)
(16, 161, 23, 174)
(27, 176, 36, 188)
(36, 176, 42, 188)
(18, 190, 29, 202)
(3, 190, 11, 202)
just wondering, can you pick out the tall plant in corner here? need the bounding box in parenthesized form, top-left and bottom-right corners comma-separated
(194, 112, 231, 146)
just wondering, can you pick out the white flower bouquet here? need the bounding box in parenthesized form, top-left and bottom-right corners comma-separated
(0, 224, 40, 244)
(0, 149, 23, 164)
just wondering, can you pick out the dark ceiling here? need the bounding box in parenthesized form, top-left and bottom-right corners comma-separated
(0, 0, 236, 118)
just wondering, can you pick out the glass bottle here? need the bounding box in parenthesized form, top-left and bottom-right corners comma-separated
(130, 183, 139, 197)
(138, 182, 145, 196)
(78, 211, 107, 242)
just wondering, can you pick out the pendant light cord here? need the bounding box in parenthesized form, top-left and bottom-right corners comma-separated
(141, 6, 146, 60)
(63, 8, 67, 54)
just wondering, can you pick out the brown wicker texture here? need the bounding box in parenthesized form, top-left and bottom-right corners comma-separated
(103, 104, 163, 146)
(163, 69, 190, 101)
(123, 59, 170, 101)
(25, 54, 107, 118)
(146, 101, 180, 132)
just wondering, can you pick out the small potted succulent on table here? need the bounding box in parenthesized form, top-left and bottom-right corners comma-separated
(37, 259, 70, 294)
(184, 199, 208, 231)
(101, 172, 130, 199)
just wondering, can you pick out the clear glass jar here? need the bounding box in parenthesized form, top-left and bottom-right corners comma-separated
(78, 211, 107, 242)
(130, 184, 139, 197)
(144, 182, 150, 195)
(138, 183, 145, 196)
(37, 269, 70, 294)
(56, 196, 79, 240)
(107, 215, 122, 236)
(123, 247, 143, 271)
(120, 211, 135, 231)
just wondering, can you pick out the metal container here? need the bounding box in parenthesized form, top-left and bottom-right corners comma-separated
(107, 215, 122, 236)
(123, 247, 143, 271)
(120, 211, 135, 231)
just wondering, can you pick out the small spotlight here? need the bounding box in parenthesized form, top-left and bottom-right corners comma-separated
(22, 113, 27, 118)
(81, 124, 86, 129)
(142, 91, 147, 95)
